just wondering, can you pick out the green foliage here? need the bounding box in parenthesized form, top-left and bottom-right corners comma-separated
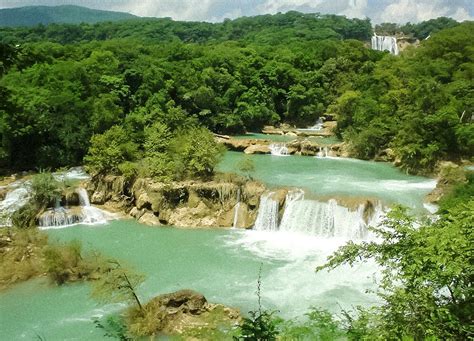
(236, 310, 280, 341)
(31, 171, 62, 208)
(375, 17, 459, 39)
(11, 171, 66, 229)
(84, 126, 139, 175)
(94, 315, 132, 341)
(333, 23, 474, 173)
(10, 202, 38, 229)
(279, 308, 345, 340)
(0, 16, 470, 175)
(317, 202, 474, 340)
(169, 127, 225, 180)
(43, 239, 110, 285)
(91, 261, 145, 311)
(234, 265, 280, 341)
(438, 171, 474, 213)
(0, 228, 47, 289)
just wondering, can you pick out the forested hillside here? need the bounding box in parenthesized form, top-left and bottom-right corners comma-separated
(0, 12, 472, 175)
(0, 11, 371, 44)
(0, 5, 136, 27)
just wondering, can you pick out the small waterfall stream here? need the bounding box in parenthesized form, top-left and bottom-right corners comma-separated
(254, 192, 280, 231)
(39, 188, 111, 229)
(253, 189, 383, 239)
(317, 146, 329, 158)
(0, 168, 113, 229)
(269, 143, 289, 156)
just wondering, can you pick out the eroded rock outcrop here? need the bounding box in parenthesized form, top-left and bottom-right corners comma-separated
(86, 176, 266, 228)
(128, 289, 240, 337)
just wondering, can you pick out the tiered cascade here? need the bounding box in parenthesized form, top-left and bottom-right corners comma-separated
(253, 190, 383, 239)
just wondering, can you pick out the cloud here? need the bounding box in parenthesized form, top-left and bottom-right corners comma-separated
(0, 0, 472, 23)
(378, 0, 473, 23)
(341, 0, 368, 19)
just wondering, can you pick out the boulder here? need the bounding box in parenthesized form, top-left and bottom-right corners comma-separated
(129, 207, 145, 219)
(128, 290, 241, 337)
(138, 211, 161, 226)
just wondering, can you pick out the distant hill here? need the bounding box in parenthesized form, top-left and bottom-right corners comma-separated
(0, 5, 137, 27)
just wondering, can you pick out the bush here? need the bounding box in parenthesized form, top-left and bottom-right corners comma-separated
(30, 171, 62, 208)
(84, 126, 139, 175)
(43, 240, 109, 285)
(279, 308, 345, 340)
(169, 126, 225, 180)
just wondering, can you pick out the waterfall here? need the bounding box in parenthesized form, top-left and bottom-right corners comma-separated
(269, 143, 289, 156)
(254, 192, 279, 231)
(317, 146, 329, 158)
(232, 188, 241, 228)
(371, 35, 399, 55)
(38, 188, 111, 229)
(77, 187, 90, 206)
(0, 184, 30, 226)
(0, 168, 113, 228)
(309, 118, 324, 131)
(254, 190, 383, 240)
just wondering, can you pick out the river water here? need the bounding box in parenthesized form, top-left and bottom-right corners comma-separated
(0, 152, 436, 340)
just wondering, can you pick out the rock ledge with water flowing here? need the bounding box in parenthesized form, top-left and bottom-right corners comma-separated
(86, 175, 267, 228)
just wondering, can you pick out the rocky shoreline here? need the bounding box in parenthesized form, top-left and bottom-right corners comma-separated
(216, 136, 350, 157)
(86, 175, 266, 228)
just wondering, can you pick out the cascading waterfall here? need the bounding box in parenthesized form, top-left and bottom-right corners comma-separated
(254, 189, 383, 239)
(39, 188, 111, 228)
(254, 192, 279, 231)
(317, 146, 329, 158)
(309, 117, 324, 131)
(269, 143, 289, 156)
(371, 35, 399, 55)
(0, 183, 30, 226)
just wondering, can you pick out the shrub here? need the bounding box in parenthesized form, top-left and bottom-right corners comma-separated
(169, 126, 225, 180)
(84, 125, 139, 175)
(30, 171, 62, 208)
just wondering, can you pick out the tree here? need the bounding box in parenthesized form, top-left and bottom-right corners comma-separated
(317, 202, 474, 340)
(91, 261, 145, 313)
(84, 125, 139, 175)
(169, 126, 225, 180)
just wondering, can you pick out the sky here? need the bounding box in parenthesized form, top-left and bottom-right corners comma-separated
(0, 0, 472, 23)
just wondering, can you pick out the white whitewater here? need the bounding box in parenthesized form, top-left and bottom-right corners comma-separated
(0, 183, 31, 226)
(309, 117, 324, 131)
(371, 35, 399, 55)
(254, 189, 383, 240)
(317, 146, 329, 158)
(0, 167, 114, 229)
(254, 192, 279, 231)
(39, 188, 111, 229)
(269, 143, 289, 156)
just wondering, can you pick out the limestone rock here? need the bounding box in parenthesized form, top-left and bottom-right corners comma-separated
(138, 211, 161, 226)
(129, 290, 241, 337)
(243, 144, 270, 154)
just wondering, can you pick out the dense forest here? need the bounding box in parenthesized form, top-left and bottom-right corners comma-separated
(0, 12, 472, 176)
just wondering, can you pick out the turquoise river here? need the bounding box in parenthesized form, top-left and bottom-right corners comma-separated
(0, 152, 437, 340)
